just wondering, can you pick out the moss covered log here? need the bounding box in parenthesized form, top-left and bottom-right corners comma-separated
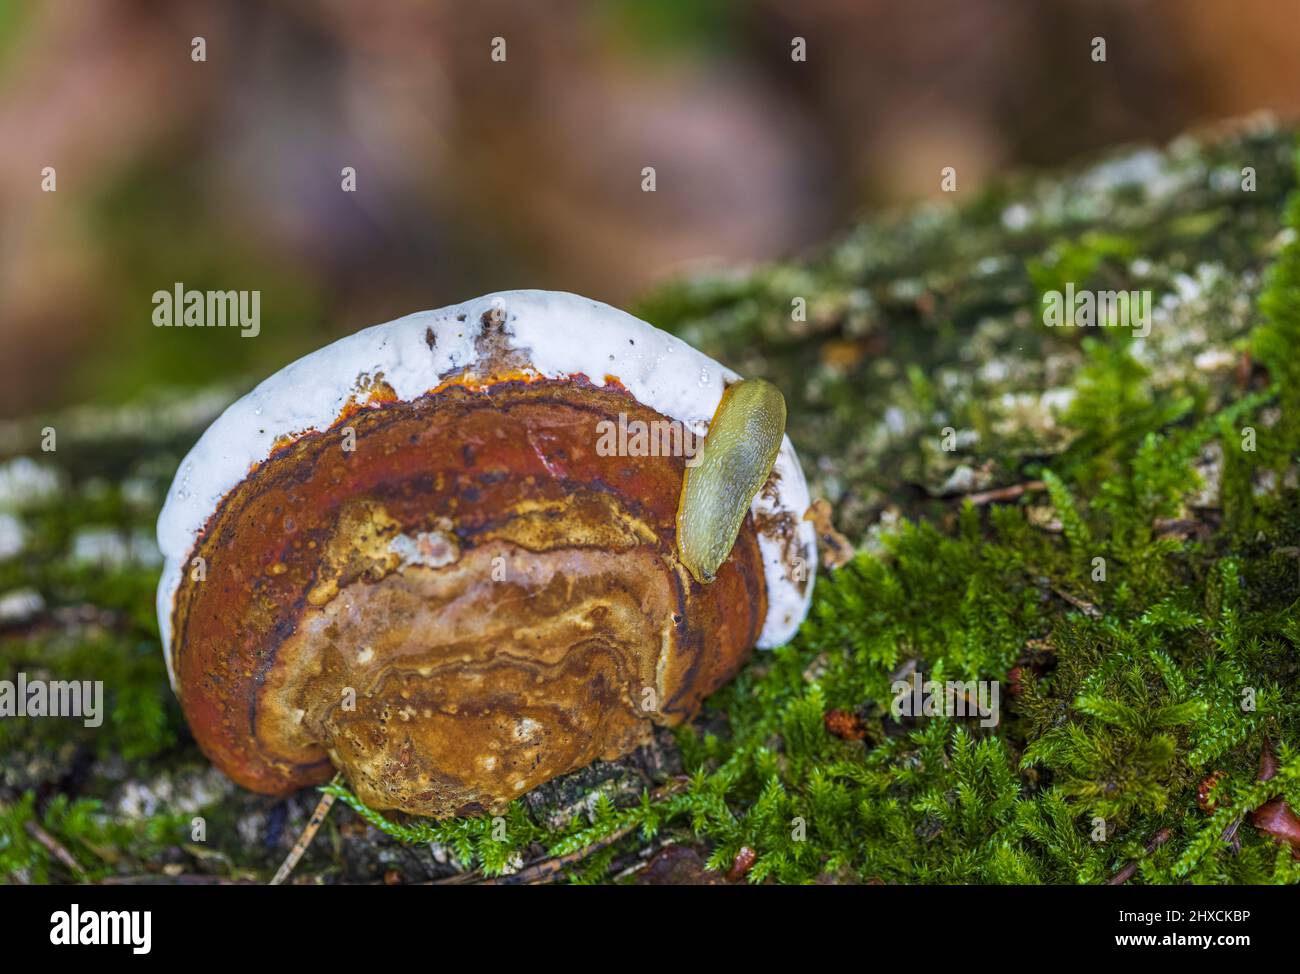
(4, 120, 1300, 884)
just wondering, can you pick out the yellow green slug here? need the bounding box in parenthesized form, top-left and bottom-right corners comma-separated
(676, 377, 787, 584)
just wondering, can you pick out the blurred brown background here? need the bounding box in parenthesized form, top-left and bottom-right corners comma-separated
(1, 0, 1298, 416)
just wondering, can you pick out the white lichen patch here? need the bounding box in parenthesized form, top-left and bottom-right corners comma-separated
(1190, 442, 1224, 510)
(71, 527, 161, 569)
(0, 513, 24, 560)
(0, 587, 44, 623)
(0, 458, 61, 510)
(113, 766, 232, 821)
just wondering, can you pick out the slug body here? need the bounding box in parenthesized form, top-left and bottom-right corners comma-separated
(156, 291, 816, 817)
(677, 379, 787, 584)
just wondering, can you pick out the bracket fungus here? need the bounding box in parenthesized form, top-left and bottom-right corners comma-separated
(157, 290, 816, 818)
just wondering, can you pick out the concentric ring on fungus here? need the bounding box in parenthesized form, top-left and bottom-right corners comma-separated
(157, 290, 816, 817)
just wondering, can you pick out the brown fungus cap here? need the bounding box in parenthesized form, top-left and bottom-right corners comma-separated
(157, 291, 815, 817)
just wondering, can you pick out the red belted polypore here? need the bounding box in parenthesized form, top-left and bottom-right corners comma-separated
(157, 290, 815, 817)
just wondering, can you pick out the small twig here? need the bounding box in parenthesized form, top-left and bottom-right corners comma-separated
(1222, 738, 1281, 846)
(609, 842, 668, 883)
(99, 874, 251, 885)
(429, 778, 690, 886)
(960, 480, 1046, 507)
(269, 774, 342, 886)
(26, 820, 87, 880)
(1153, 517, 1212, 541)
(427, 826, 641, 887)
(1220, 813, 1246, 848)
(1107, 827, 1172, 885)
(1052, 586, 1102, 619)
(476, 820, 642, 885)
(431, 867, 484, 885)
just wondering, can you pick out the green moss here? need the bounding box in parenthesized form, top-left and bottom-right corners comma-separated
(0, 629, 178, 763)
(1027, 231, 1137, 301)
(0, 791, 189, 884)
(0, 475, 183, 766)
